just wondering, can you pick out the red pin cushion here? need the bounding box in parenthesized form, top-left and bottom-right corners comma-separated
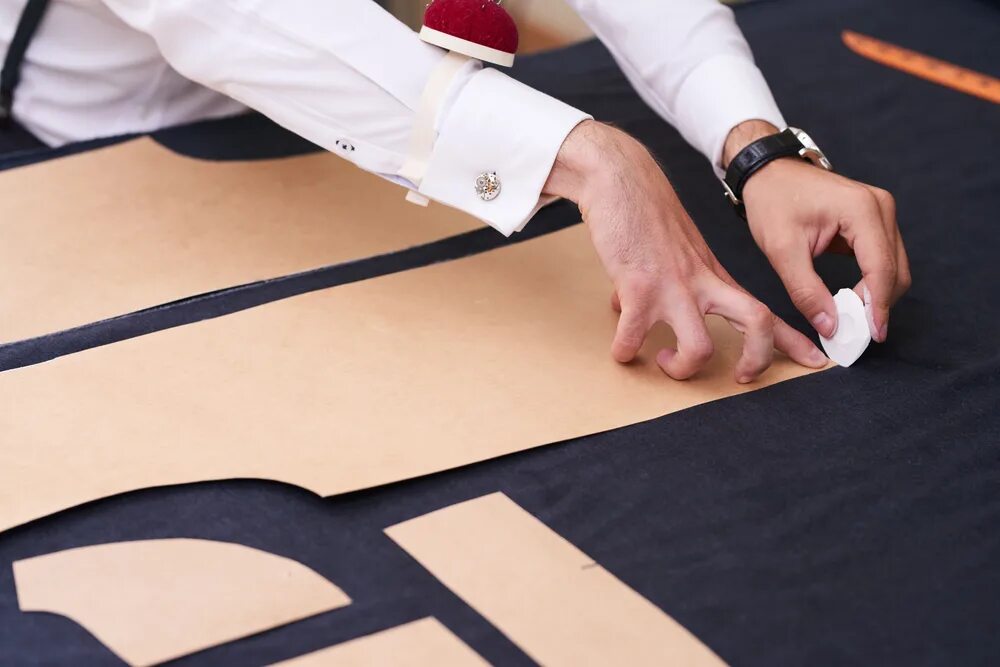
(419, 0, 519, 67)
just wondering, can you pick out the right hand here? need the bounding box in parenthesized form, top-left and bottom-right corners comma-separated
(543, 121, 828, 383)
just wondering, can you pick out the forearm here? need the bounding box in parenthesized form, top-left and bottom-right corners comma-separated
(98, 0, 590, 236)
(98, 0, 442, 166)
(543, 120, 608, 205)
(543, 120, 655, 213)
(564, 0, 784, 173)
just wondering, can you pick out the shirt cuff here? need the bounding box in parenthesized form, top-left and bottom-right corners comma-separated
(672, 55, 786, 179)
(418, 68, 592, 236)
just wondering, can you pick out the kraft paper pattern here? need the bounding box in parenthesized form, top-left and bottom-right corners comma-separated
(386, 493, 726, 666)
(13, 538, 350, 666)
(271, 618, 487, 666)
(0, 225, 824, 532)
(0, 138, 479, 343)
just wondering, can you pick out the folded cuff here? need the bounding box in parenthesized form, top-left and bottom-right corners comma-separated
(673, 55, 786, 179)
(418, 68, 591, 236)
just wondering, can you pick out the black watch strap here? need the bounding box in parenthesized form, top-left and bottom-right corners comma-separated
(723, 128, 803, 210)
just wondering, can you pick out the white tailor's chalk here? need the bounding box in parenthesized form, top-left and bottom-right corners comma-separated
(820, 288, 872, 367)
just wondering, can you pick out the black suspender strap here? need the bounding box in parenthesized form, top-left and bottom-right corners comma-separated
(0, 0, 51, 127)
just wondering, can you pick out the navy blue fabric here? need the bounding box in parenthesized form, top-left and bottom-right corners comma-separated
(0, 111, 321, 174)
(0, 119, 44, 155)
(2, 0, 999, 665)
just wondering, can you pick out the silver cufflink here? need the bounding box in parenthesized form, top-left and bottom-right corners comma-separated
(475, 172, 501, 201)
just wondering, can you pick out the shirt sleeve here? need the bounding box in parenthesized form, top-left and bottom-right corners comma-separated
(98, 0, 591, 236)
(564, 0, 786, 177)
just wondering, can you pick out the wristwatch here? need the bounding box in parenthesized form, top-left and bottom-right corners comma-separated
(722, 127, 833, 217)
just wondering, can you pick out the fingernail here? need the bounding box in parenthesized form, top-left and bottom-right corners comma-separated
(878, 322, 888, 342)
(737, 375, 752, 384)
(812, 312, 836, 338)
(810, 347, 829, 366)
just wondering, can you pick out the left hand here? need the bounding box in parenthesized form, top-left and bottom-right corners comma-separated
(544, 121, 829, 383)
(725, 121, 912, 343)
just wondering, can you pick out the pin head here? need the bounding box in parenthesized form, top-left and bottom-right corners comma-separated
(419, 0, 519, 67)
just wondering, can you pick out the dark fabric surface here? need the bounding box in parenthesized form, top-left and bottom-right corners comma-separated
(1, 0, 998, 665)
(0, 119, 44, 155)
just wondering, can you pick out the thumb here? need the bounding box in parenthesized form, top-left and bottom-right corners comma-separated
(770, 245, 838, 337)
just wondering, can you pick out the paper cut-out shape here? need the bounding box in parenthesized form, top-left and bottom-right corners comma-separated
(13, 538, 350, 667)
(271, 618, 487, 666)
(0, 225, 825, 533)
(386, 493, 726, 666)
(0, 138, 479, 343)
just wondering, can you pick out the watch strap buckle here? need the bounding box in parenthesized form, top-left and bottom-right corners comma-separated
(721, 179, 741, 207)
(798, 145, 833, 171)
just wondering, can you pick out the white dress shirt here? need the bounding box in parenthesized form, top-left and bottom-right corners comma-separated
(0, 0, 786, 235)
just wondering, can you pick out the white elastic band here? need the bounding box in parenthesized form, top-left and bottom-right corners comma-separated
(400, 51, 472, 207)
(418, 26, 515, 68)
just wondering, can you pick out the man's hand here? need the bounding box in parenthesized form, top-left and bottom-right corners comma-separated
(545, 120, 828, 383)
(724, 120, 911, 342)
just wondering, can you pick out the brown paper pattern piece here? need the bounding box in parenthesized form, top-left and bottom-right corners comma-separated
(270, 618, 487, 666)
(0, 138, 479, 343)
(13, 538, 350, 666)
(0, 225, 825, 532)
(386, 493, 727, 666)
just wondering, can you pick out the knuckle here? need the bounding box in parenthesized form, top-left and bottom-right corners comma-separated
(764, 233, 799, 257)
(746, 302, 774, 331)
(872, 186, 896, 211)
(900, 256, 912, 277)
(840, 182, 865, 199)
(850, 182, 872, 197)
(852, 196, 881, 223)
(858, 190, 882, 216)
(688, 337, 714, 365)
(843, 185, 879, 219)
(897, 268, 913, 292)
(787, 285, 823, 313)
